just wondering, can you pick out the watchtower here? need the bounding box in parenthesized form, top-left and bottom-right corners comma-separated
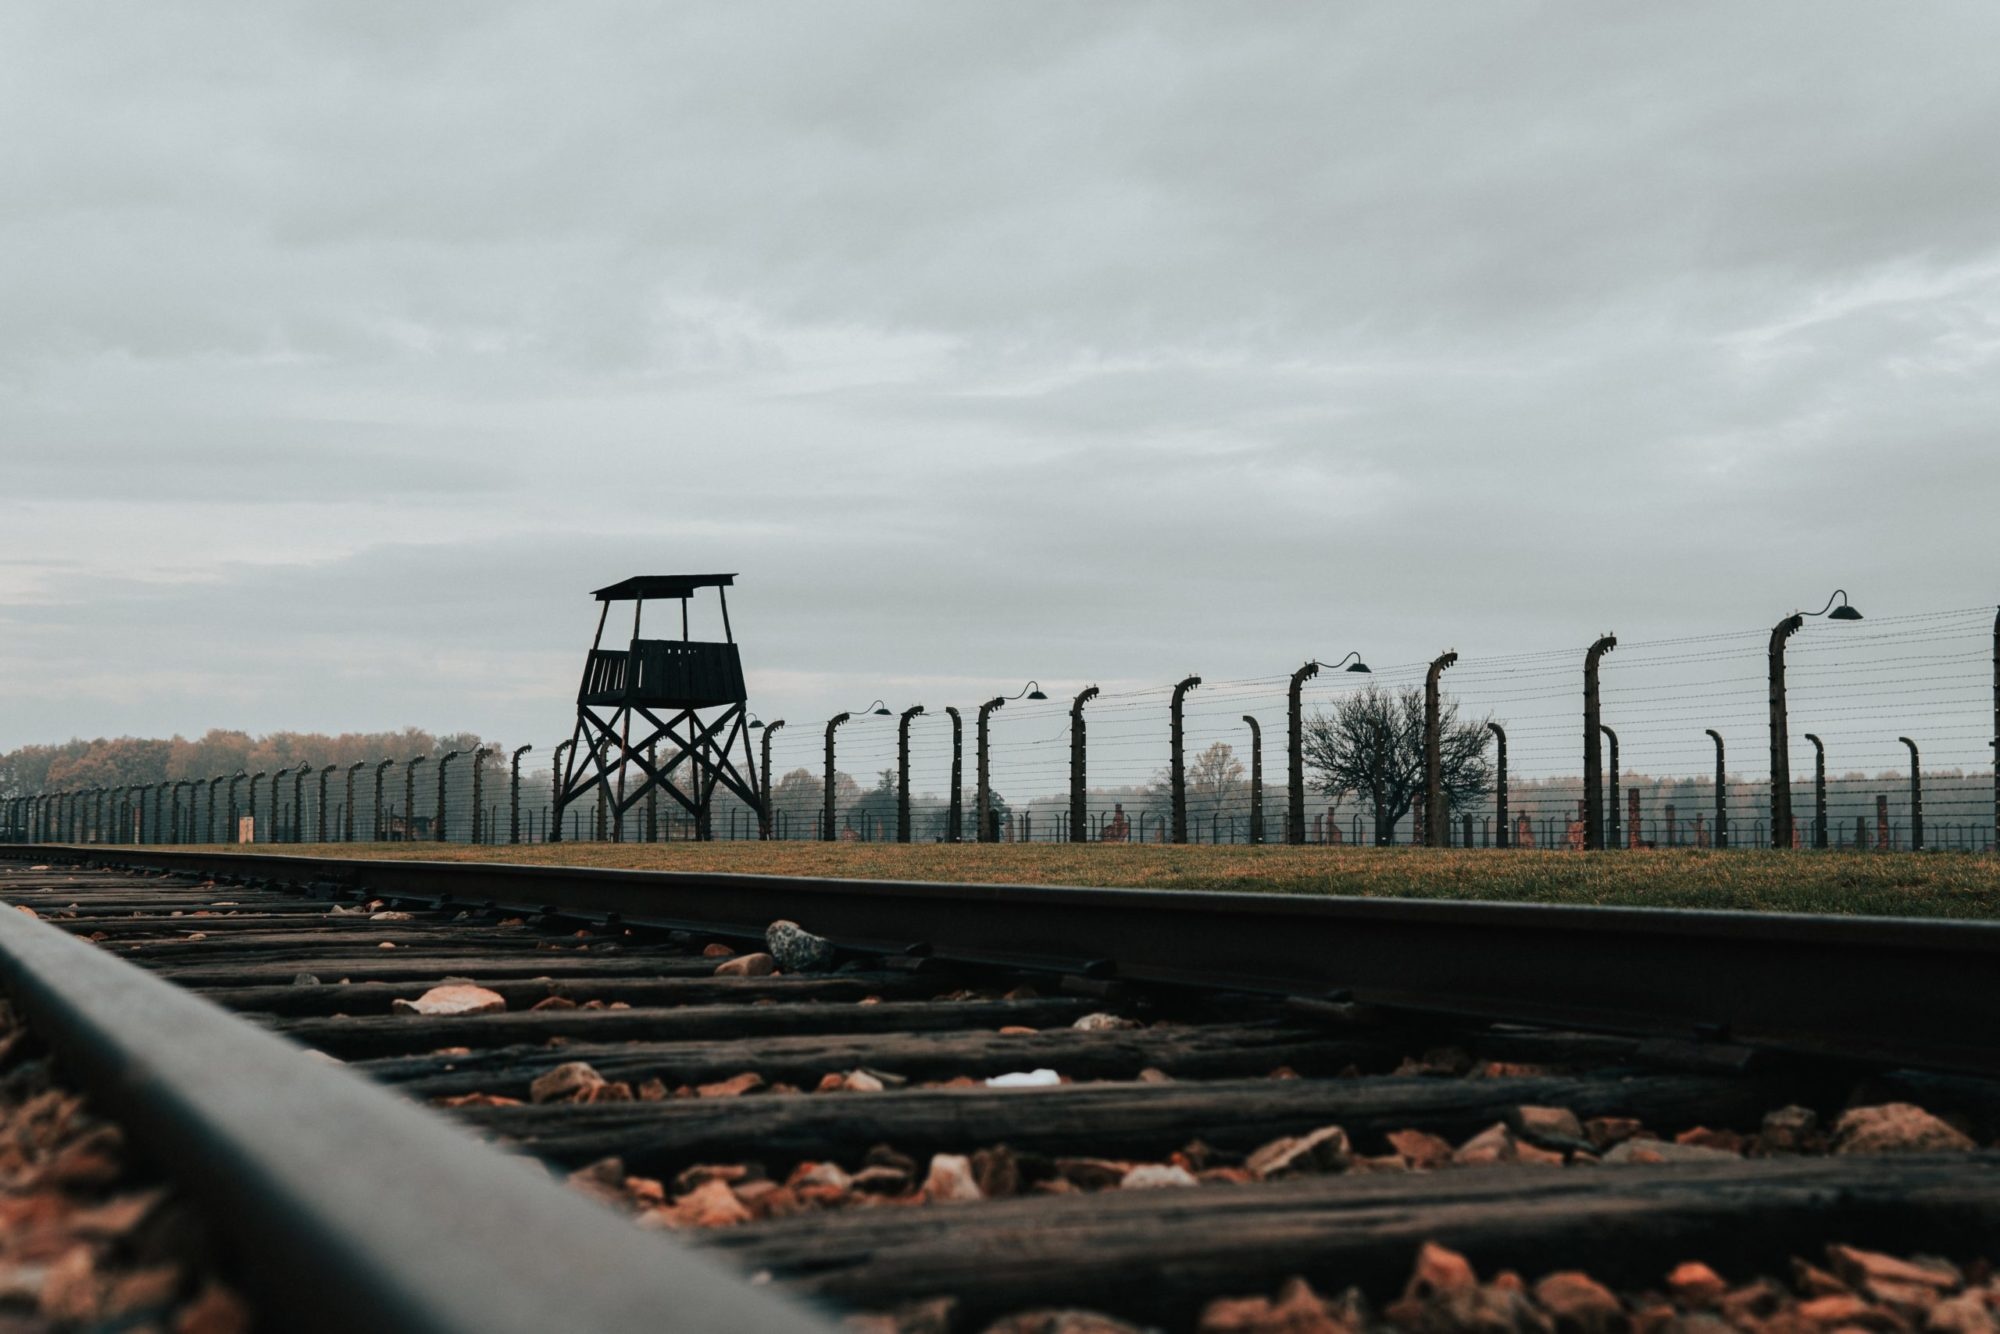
(550, 574, 760, 841)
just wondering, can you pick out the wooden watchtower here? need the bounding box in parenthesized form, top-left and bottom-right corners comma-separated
(550, 574, 760, 841)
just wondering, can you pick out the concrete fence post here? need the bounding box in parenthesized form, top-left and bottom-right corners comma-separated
(898, 705, 925, 843)
(1170, 675, 1201, 844)
(1069, 687, 1099, 844)
(1900, 737, 1924, 852)
(1242, 714, 1263, 844)
(1424, 652, 1458, 847)
(1583, 635, 1616, 849)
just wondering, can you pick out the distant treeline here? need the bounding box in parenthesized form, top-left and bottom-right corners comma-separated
(0, 730, 500, 798)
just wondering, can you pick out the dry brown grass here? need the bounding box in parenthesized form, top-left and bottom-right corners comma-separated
(139, 841, 2000, 918)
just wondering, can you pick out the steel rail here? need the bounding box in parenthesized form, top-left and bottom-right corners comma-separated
(27, 852, 2000, 1080)
(0, 880, 830, 1334)
(18, 846, 2000, 1079)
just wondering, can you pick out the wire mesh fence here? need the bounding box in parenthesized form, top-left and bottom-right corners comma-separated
(7, 604, 1996, 852)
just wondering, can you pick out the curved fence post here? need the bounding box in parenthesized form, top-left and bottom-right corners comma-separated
(823, 714, 851, 843)
(945, 708, 963, 843)
(1901, 736, 1924, 852)
(1601, 725, 1621, 850)
(1583, 635, 1616, 849)
(470, 748, 492, 844)
(1803, 734, 1826, 849)
(1768, 612, 1805, 850)
(226, 773, 246, 844)
(1069, 687, 1099, 844)
(403, 757, 423, 840)
(976, 699, 1004, 843)
(510, 745, 533, 844)
(434, 751, 460, 842)
(548, 740, 574, 844)
(1170, 675, 1201, 844)
(1242, 714, 1263, 844)
(1424, 652, 1458, 847)
(757, 723, 784, 840)
(1287, 661, 1318, 844)
(1705, 729, 1728, 849)
(897, 705, 925, 843)
(248, 773, 268, 844)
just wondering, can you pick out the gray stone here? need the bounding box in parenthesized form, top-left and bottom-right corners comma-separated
(765, 919, 838, 972)
(1119, 1163, 1198, 1189)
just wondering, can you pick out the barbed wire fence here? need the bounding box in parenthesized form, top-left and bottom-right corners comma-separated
(7, 605, 1996, 852)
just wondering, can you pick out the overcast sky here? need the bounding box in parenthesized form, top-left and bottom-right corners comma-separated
(4, 3, 1998, 774)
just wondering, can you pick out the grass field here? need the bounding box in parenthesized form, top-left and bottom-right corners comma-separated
(130, 842, 2000, 920)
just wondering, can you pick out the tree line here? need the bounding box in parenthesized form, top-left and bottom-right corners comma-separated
(0, 729, 498, 799)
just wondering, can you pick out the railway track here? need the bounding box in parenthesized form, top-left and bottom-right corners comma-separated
(3, 846, 1999, 1332)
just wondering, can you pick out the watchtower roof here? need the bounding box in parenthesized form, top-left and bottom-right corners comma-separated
(591, 574, 737, 601)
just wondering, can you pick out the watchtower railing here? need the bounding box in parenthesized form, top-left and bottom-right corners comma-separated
(580, 639, 746, 709)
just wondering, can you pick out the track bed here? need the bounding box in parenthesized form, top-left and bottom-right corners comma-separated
(4, 854, 1999, 1332)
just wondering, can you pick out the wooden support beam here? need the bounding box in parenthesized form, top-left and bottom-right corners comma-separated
(699, 1154, 2000, 1329)
(451, 1072, 1798, 1177)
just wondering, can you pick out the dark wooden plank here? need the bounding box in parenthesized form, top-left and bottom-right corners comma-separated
(696, 1153, 2000, 1331)
(89, 927, 581, 949)
(60, 914, 463, 935)
(95, 939, 595, 968)
(450, 1072, 1809, 1175)
(276, 997, 1100, 1059)
(208, 971, 937, 1017)
(1, 881, 225, 897)
(362, 1022, 1384, 1097)
(151, 954, 723, 986)
(24, 900, 333, 916)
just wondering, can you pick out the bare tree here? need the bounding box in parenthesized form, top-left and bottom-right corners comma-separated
(1184, 741, 1246, 825)
(1302, 684, 1490, 845)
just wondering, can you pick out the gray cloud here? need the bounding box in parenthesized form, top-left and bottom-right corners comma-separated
(3, 2, 1997, 783)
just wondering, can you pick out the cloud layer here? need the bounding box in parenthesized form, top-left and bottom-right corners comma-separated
(4, 3, 1997, 780)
